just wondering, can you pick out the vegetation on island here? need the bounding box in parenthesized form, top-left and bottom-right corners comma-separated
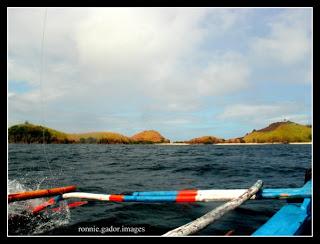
(186, 136, 224, 144)
(68, 132, 133, 144)
(186, 136, 246, 144)
(131, 130, 170, 143)
(242, 121, 312, 143)
(8, 122, 70, 144)
(8, 120, 311, 144)
(186, 121, 311, 144)
(8, 122, 170, 144)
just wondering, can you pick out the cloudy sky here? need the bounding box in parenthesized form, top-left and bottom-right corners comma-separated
(8, 7, 312, 141)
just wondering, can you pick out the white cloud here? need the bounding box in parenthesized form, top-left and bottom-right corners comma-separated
(8, 92, 15, 99)
(8, 91, 42, 126)
(163, 119, 193, 125)
(196, 52, 250, 96)
(7, 8, 311, 139)
(268, 114, 311, 125)
(251, 9, 311, 65)
(218, 102, 310, 126)
(8, 8, 250, 111)
(74, 8, 207, 82)
(8, 58, 39, 86)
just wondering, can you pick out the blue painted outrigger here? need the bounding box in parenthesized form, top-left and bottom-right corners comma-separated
(252, 180, 311, 236)
(9, 175, 311, 236)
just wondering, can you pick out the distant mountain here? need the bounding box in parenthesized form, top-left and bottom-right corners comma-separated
(186, 136, 224, 144)
(131, 130, 170, 143)
(243, 121, 312, 143)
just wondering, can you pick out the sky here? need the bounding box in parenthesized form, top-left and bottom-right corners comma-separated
(8, 7, 312, 141)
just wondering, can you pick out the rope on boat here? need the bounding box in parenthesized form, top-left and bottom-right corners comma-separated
(38, 8, 55, 183)
(162, 180, 263, 237)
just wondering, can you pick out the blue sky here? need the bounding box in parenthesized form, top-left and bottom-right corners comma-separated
(8, 8, 312, 141)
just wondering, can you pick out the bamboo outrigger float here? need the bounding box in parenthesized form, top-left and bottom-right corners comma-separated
(61, 185, 310, 202)
(8, 185, 76, 203)
(8, 179, 312, 236)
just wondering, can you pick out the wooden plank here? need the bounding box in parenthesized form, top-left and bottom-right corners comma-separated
(162, 180, 263, 236)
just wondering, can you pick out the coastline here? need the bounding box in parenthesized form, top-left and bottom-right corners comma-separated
(8, 142, 312, 145)
(215, 142, 312, 145)
(287, 142, 312, 145)
(155, 142, 312, 146)
(154, 143, 189, 145)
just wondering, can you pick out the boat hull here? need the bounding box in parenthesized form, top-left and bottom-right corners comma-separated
(252, 181, 311, 236)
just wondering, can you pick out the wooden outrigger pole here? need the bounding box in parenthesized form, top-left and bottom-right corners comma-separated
(8, 185, 76, 203)
(162, 180, 263, 236)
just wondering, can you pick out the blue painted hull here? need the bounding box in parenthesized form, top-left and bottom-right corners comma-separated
(252, 181, 311, 236)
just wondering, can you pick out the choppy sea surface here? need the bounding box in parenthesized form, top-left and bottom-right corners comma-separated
(8, 144, 312, 236)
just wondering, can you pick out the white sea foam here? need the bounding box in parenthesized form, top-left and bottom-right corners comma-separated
(8, 179, 71, 235)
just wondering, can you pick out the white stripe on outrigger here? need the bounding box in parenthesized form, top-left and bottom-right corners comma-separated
(195, 190, 256, 201)
(63, 192, 111, 201)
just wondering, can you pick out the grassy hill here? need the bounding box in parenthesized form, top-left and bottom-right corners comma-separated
(8, 122, 70, 143)
(131, 130, 170, 143)
(68, 132, 133, 144)
(8, 123, 169, 144)
(243, 121, 312, 143)
(183, 121, 311, 144)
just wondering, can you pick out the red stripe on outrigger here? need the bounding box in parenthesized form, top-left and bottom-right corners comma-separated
(176, 190, 197, 202)
(109, 195, 124, 202)
(177, 190, 198, 195)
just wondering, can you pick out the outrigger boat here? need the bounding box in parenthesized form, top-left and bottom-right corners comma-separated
(8, 175, 311, 236)
(252, 180, 311, 236)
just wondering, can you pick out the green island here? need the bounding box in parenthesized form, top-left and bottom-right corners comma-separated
(8, 122, 169, 144)
(8, 121, 311, 144)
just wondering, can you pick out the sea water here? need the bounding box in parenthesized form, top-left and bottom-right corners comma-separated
(8, 144, 312, 235)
